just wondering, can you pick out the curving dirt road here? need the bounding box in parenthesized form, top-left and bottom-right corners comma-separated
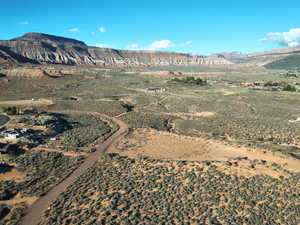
(19, 111, 128, 225)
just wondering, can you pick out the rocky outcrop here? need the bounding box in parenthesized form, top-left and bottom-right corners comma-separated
(0, 68, 47, 78)
(210, 51, 248, 60)
(249, 46, 300, 57)
(0, 33, 232, 66)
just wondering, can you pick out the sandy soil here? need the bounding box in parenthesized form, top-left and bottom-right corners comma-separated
(162, 111, 216, 119)
(111, 128, 300, 177)
(0, 99, 53, 106)
(0, 168, 26, 182)
(6, 123, 48, 131)
(30, 147, 89, 157)
(124, 71, 179, 78)
(1, 193, 37, 206)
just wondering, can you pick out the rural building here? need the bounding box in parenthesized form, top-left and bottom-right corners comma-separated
(241, 82, 255, 87)
(3, 131, 20, 140)
(2, 128, 29, 140)
(146, 87, 166, 93)
(289, 117, 300, 123)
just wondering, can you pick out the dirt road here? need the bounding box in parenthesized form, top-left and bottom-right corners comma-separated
(19, 111, 128, 225)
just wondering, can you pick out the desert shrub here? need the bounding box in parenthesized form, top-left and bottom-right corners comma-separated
(7, 151, 84, 197)
(54, 114, 116, 151)
(283, 84, 296, 92)
(38, 154, 300, 225)
(0, 181, 18, 201)
(120, 112, 177, 131)
(3, 106, 19, 115)
(172, 76, 207, 85)
(0, 164, 13, 174)
(0, 205, 10, 220)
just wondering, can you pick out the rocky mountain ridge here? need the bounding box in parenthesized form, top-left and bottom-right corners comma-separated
(0, 33, 232, 66)
(212, 46, 300, 68)
(209, 51, 248, 60)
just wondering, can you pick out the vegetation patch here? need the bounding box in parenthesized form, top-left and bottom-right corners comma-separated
(47, 113, 117, 152)
(39, 154, 300, 225)
(120, 112, 177, 131)
(0, 149, 84, 225)
(265, 53, 300, 70)
(171, 76, 207, 85)
(0, 115, 9, 126)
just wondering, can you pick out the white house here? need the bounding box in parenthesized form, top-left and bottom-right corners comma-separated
(4, 131, 20, 140)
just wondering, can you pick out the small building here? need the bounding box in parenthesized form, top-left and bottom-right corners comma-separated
(289, 117, 300, 123)
(1, 128, 29, 140)
(3, 131, 20, 140)
(241, 82, 254, 87)
(146, 88, 166, 93)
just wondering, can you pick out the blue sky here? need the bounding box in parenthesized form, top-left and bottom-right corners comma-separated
(1, 0, 300, 54)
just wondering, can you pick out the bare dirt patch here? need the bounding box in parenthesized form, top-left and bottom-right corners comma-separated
(0, 169, 26, 182)
(1, 193, 37, 206)
(119, 97, 137, 105)
(163, 111, 216, 119)
(0, 99, 53, 107)
(125, 71, 181, 78)
(111, 128, 300, 177)
(30, 147, 89, 157)
(6, 123, 48, 131)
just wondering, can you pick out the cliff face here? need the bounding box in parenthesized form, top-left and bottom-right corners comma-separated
(0, 32, 232, 66)
(209, 52, 248, 60)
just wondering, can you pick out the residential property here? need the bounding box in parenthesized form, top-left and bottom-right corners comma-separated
(3, 131, 20, 140)
(2, 128, 29, 140)
(146, 87, 166, 93)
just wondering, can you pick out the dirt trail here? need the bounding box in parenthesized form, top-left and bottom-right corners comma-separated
(19, 110, 128, 225)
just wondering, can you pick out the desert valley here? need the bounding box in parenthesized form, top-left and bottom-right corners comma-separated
(0, 28, 300, 225)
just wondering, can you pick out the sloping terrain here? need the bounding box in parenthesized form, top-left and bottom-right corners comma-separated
(0, 45, 38, 64)
(265, 52, 300, 69)
(232, 53, 293, 67)
(0, 33, 232, 66)
(230, 47, 300, 68)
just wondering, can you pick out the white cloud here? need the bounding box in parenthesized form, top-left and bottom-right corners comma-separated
(99, 26, 106, 33)
(262, 28, 300, 47)
(125, 40, 191, 51)
(126, 43, 139, 50)
(68, 28, 79, 32)
(96, 43, 110, 48)
(148, 40, 173, 50)
(184, 40, 192, 45)
(20, 21, 29, 25)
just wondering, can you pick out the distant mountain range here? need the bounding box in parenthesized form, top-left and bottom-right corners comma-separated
(0, 32, 299, 69)
(0, 32, 232, 66)
(209, 52, 248, 60)
(210, 48, 300, 70)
